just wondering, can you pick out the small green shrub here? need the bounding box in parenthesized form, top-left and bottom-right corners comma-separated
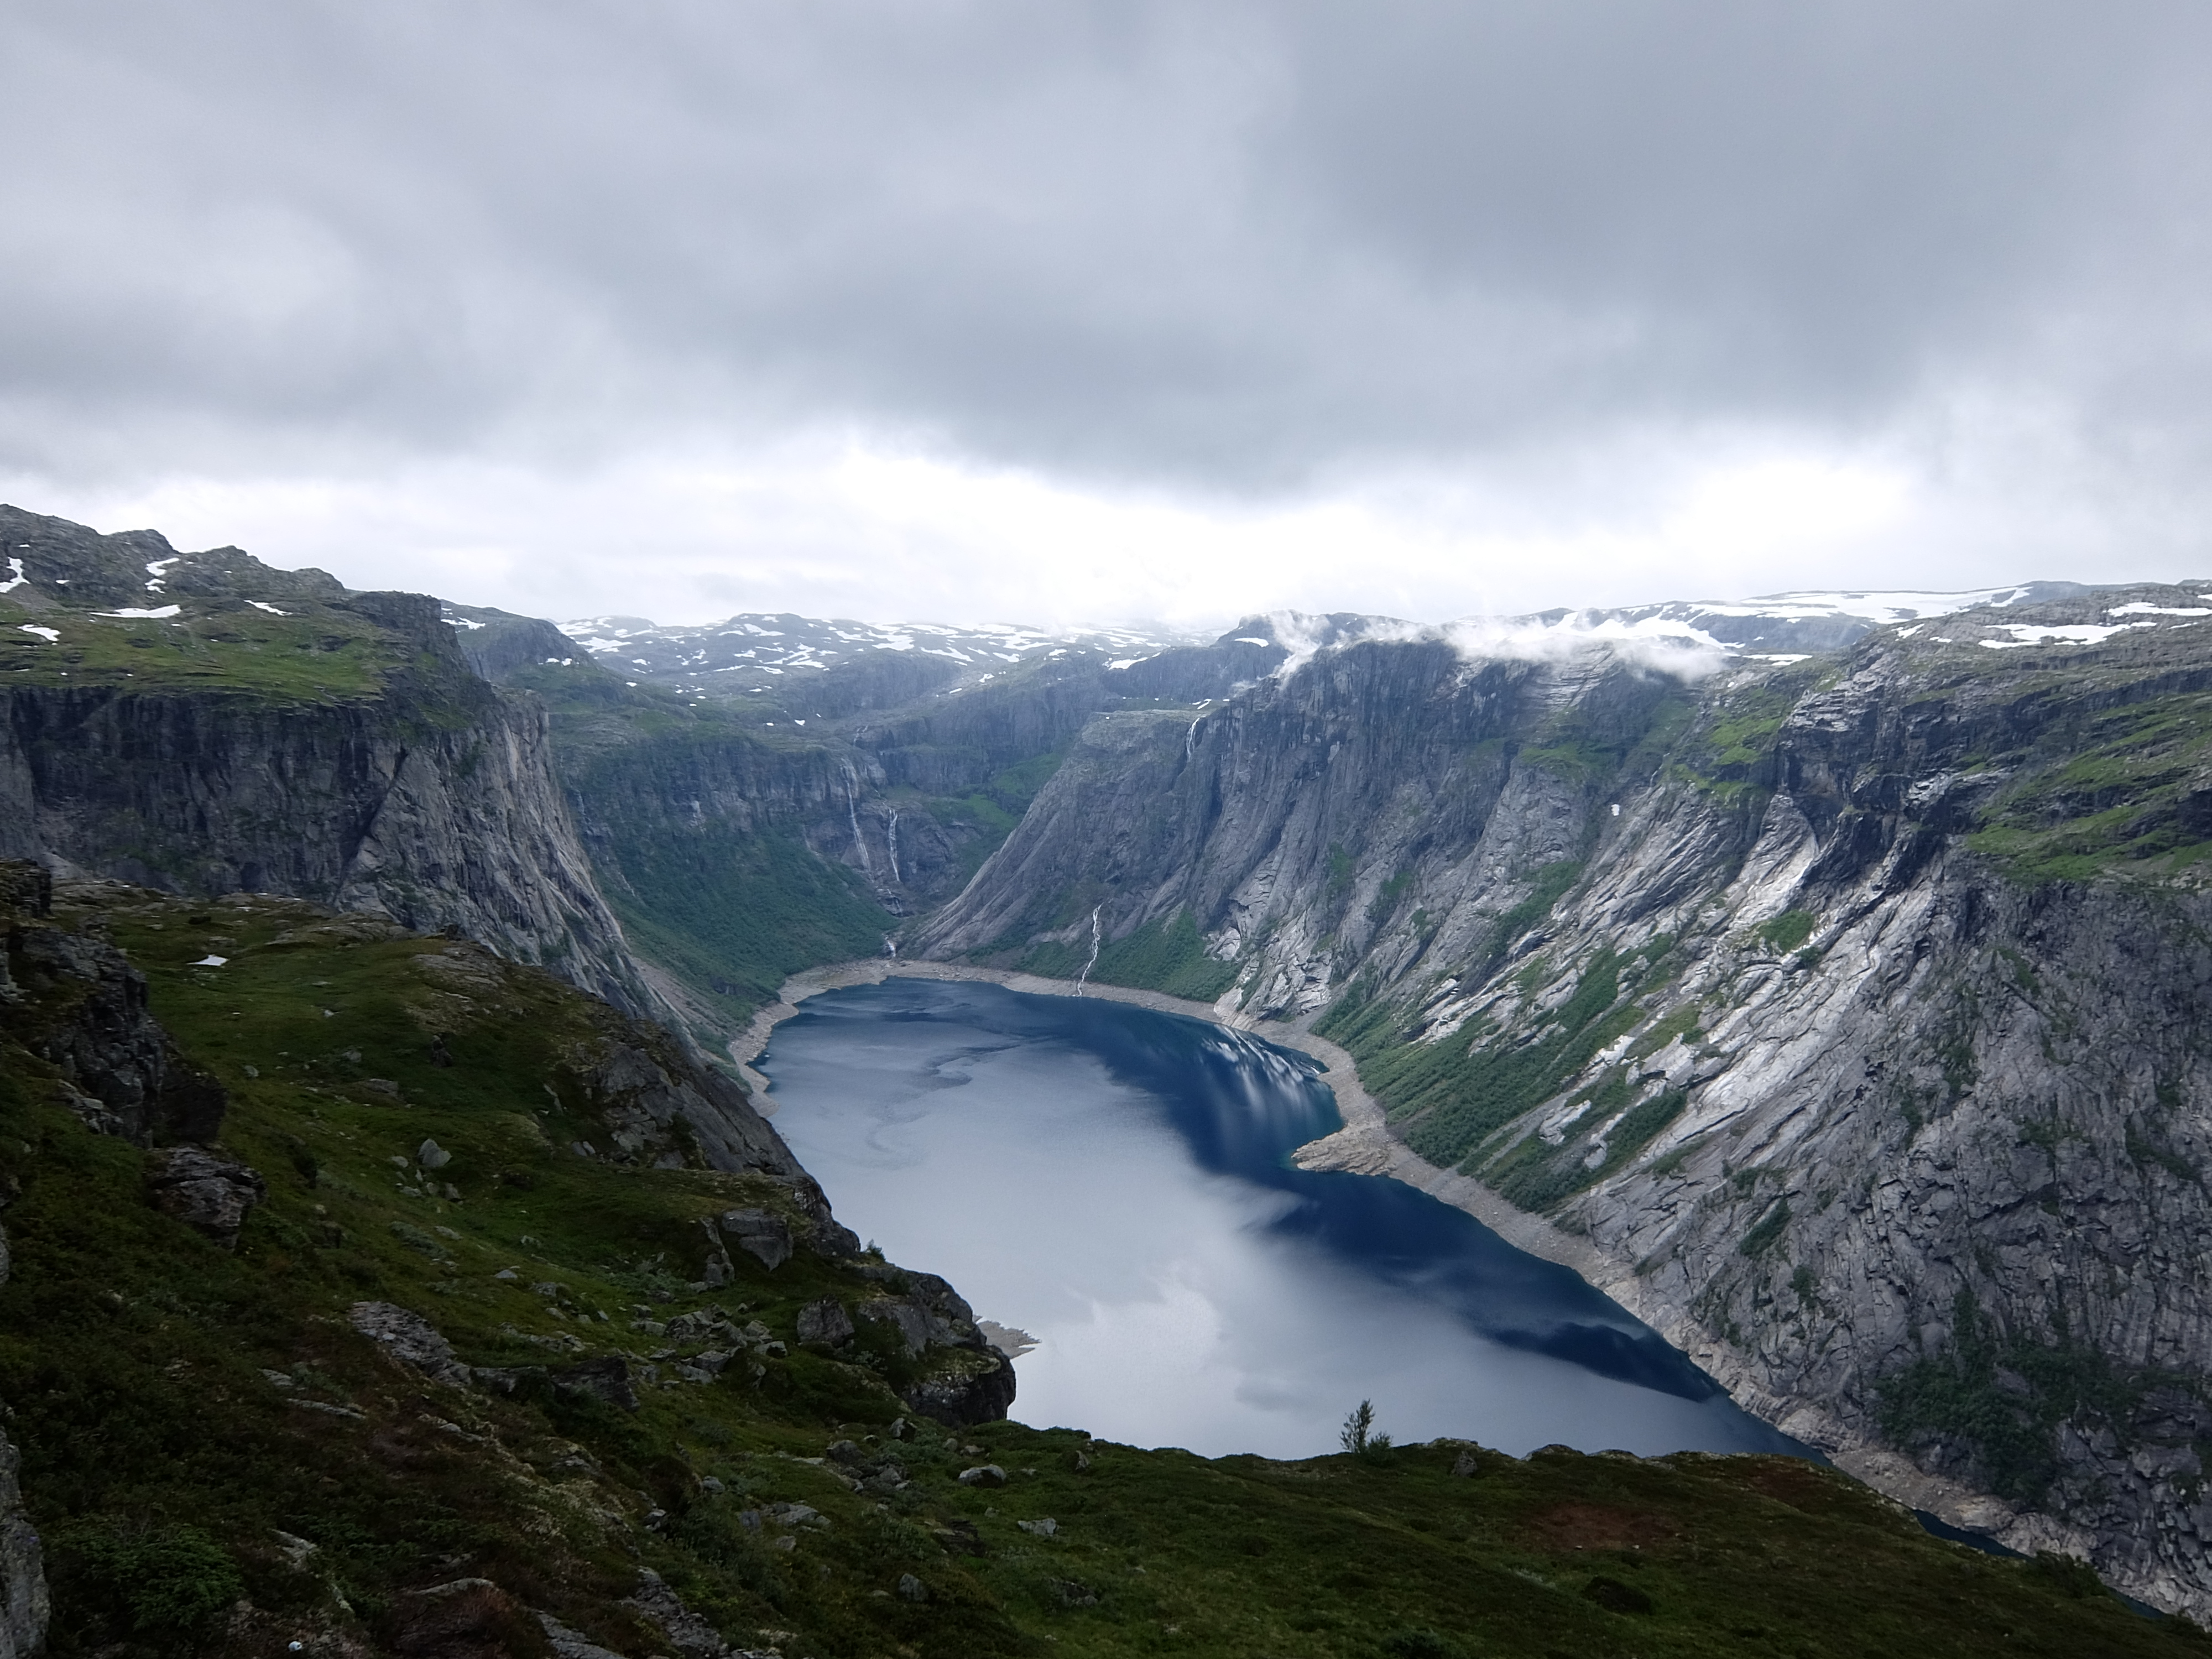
(1756, 910, 1818, 953)
(55, 1521, 244, 1642)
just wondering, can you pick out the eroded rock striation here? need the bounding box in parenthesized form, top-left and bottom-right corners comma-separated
(920, 583, 2212, 1614)
(0, 505, 646, 1015)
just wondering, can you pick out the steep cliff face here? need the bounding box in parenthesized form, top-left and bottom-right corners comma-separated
(490, 625, 1295, 1042)
(0, 507, 646, 1014)
(918, 583, 2212, 1615)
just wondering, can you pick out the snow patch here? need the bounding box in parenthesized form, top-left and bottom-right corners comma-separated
(17, 624, 59, 642)
(248, 601, 289, 615)
(0, 557, 26, 593)
(95, 605, 181, 619)
(2107, 602, 2212, 618)
(1978, 622, 2151, 650)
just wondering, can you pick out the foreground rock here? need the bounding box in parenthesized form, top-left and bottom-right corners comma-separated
(0, 1430, 47, 1659)
(144, 1145, 267, 1249)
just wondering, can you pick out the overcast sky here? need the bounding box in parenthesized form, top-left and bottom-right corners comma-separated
(4, 1, 2210, 629)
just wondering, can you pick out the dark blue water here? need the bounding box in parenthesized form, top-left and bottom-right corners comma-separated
(761, 977, 1797, 1460)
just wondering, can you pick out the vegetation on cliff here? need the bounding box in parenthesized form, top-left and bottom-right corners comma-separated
(3, 879, 2197, 1656)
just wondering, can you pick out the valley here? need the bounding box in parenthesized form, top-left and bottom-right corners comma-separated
(6, 500, 2211, 1651)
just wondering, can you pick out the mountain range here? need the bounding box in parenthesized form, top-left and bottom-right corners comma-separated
(2, 498, 2206, 1653)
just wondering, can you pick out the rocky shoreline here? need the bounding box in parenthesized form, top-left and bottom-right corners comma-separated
(733, 957, 2059, 1576)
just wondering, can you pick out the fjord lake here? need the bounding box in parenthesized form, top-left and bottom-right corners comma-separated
(760, 977, 1796, 1461)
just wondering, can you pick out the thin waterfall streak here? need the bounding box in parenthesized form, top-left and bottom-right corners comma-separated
(887, 810, 902, 884)
(1074, 906, 1102, 996)
(1186, 717, 1201, 761)
(844, 765, 872, 874)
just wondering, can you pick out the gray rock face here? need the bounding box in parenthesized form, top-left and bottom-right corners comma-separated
(795, 1298, 854, 1346)
(582, 1038, 801, 1178)
(623, 1568, 735, 1659)
(440, 603, 592, 684)
(536, 1612, 629, 1659)
(144, 1145, 265, 1249)
(3, 869, 227, 1146)
(718, 1207, 792, 1270)
(0, 1428, 48, 1659)
(0, 507, 649, 1016)
(348, 1300, 472, 1389)
(921, 583, 2212, 1614)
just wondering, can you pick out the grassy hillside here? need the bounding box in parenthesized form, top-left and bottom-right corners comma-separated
(0, 597, 405, 703)
(0, 880, 2198, 1657)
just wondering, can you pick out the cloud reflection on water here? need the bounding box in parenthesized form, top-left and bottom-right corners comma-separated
(761, 979, 1792, 1461)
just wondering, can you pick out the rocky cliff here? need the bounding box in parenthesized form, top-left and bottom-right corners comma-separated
(0, 506, 647, 1014)
(1, 875, 2182, 1657)
(478, 621, 1299, 1048)
(917, 582, 2212, 1615)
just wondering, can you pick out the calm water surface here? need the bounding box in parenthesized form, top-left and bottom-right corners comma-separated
(760, 978, 1796, 1461)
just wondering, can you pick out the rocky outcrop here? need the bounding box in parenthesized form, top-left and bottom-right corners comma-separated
(920, 583, 2212, 1613)
(717, 1208, 793, 1270)
(794, 1299, 855, 1346)
(2, 869, 227, 1146)
(349, 1301, 476, 1389)
(144, 1146, 267, 1249)
(0, 1428, 46, 1659)
(575, 1034, 802, 1178)
(440, 603, 591, 685)
(848, 1264, 1017, 1426)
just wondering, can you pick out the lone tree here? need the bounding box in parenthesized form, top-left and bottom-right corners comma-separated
(1340, 1399, 1384, 1455)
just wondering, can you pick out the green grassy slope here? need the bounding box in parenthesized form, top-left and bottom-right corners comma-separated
(0, 596, 410, 705)
(1, 883, 2199, 1657)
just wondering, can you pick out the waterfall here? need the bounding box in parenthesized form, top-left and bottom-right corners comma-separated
(1186, 717, 1202, 761)
(1074, 906, 1102, 996)
(843, 765, 872, 874)
(886, 809, 902, 884)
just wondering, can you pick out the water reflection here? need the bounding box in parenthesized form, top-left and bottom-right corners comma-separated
(761, 978, 1797, 1460)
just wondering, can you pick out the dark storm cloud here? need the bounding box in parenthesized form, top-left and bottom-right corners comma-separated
(3, 0, 2209, 491)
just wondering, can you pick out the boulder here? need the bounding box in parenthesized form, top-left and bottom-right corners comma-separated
(902, 1349, 1017, 1428)
(348, 1301, 473, 1389)
(795, 1300, 854, 1347)
(549, 1357, 639, 1412)
(145, 1145, 265, 1248)
(717, 1207, 791, 1271)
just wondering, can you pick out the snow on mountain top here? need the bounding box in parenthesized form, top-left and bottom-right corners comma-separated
(1239, 584, 2113, 681)
(555, 611, 1195, 697)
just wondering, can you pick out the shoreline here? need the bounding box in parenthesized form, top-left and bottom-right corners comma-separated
(730, 957, 2049, 1554)
(728, 957, 1615, 1286)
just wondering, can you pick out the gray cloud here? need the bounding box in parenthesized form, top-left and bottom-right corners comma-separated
(3, 1, 2210, 560)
